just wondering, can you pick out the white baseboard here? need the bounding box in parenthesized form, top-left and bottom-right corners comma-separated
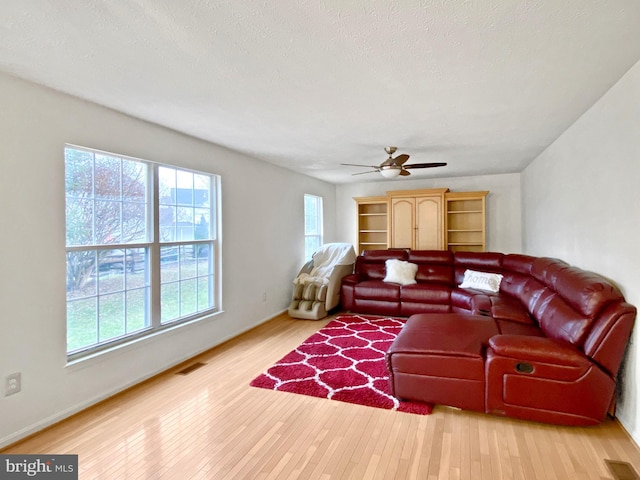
(0, 310, 286, 450)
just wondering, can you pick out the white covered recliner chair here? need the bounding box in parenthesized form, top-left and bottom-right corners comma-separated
(288, 243, 356, 320)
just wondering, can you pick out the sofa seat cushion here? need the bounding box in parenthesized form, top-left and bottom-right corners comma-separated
(353, 298, 400, 317)
(400, 284, 451, 304)
(489, 335, 590, 367)
(354, 280, 400, 301)
(489, 295, 533, 325)
(400, 303, 451, 316)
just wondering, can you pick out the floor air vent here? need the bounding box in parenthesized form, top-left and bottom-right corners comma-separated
(177, 362, 206, 375)
(605, 460, 640, 480)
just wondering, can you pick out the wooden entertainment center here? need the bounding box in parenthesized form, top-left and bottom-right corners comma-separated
(354, 188, 488, 254)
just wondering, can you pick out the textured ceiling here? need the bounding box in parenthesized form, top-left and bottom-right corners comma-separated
(2, 1, 640, 184)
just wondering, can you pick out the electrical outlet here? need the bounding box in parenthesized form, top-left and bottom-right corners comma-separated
(262, 292, 267, 302)
(5, 372, 21, 396)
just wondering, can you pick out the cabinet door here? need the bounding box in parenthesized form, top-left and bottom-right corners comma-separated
(415, 196, 443, 250)
(391, 198, 415, 248)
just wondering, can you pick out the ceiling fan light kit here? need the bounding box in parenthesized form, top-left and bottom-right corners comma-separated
(380, 165, 402, 178)
(341, 147, 447, 179)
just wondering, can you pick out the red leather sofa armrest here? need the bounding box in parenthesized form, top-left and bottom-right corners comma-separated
(488, 335, 590, 368)
(341, 273, 365, 285)
(450, 289, 492, 315)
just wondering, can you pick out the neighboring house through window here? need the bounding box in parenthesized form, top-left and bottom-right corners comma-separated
(304, 194, 323, 261)
(65, 145, 221, 359)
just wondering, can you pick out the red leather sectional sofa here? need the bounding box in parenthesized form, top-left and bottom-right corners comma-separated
(340, 249, 636, 425)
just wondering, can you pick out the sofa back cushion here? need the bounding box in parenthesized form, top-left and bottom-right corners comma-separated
(355, 250, 408, 280)
(531, 257, 570, 290)
(532, 293, 592, 346)
(408, 250, 454, 285)
(453, 251, 503, 285)
(517, 277, 552, 316)
(500, 254, 536, 298)
(554, 268, 624, 318)
(527, 259, 624, 347)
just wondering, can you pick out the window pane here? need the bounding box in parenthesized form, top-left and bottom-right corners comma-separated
(197, 276, 211, 310)
(196, 245, 211, 275)
(123, 162, 146, 202)
(126, 248, 148, 288)
(177, 207, 194, 240)
(161, 282, 180, 323)
(98, 249, 125, 294)
(305, 236, 321, 258)
(66, 251, 97, 296)
(194, 209, 210, 240)
(159, 167, 176, 205)
(94, 155, 122, 200)
(180, 278, 198, 317)
(99, 292, 125, 342)
(65, 149, 93, 198)
(126, 288, 149, 333)
(160, 246, 179, 283)
(193, 174, 210, 206)
(179, 245, 196, 279)
(159, 206, 177, 241)
(67, 298, 97, 352)
(66, 198, 94, 246)
(95, 200, 121, 244)
(122, 202, 147, 244)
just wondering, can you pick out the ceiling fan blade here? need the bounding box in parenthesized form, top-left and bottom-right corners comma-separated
(403, 162, 447, 169)
(393, 154, 410, 166)
(351, 170, 379, 176)
(399, 169, 411, 176)
(341, 163, 381, 168)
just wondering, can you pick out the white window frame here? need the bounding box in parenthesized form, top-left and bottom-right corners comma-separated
(304, 194, 323, 261)
(65, 145, 221, 360)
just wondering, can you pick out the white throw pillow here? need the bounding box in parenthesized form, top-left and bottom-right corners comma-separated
(383, 259, 418, 286)
(459, 269, 503, 293)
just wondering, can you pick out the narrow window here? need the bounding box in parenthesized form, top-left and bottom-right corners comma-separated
(304, 194, 323, 261)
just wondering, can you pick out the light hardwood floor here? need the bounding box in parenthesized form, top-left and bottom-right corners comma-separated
(3, 312, 640, 479)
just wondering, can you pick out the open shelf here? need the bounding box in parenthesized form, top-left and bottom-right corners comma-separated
(445, 191, 488, 252)
(355, 196, 389, 253)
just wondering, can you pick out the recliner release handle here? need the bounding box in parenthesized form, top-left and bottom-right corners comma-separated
(515, 362, 534, 374)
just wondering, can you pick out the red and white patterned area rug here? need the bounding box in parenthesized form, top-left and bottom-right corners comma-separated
(250, 314, 433, 415)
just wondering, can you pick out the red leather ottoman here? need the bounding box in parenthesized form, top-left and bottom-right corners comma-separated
(386, 313, 499, 412)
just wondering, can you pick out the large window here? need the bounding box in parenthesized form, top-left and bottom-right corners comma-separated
(65, 145, 220, 358)
(304, 194, 323, 261)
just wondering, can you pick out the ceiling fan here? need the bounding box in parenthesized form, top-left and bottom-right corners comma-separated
(341, 147, 447, 178)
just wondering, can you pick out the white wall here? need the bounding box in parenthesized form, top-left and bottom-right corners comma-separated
(0, 73, 336, 447)
(522, 60, 640, 442)
(336, 173, 522, 254)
